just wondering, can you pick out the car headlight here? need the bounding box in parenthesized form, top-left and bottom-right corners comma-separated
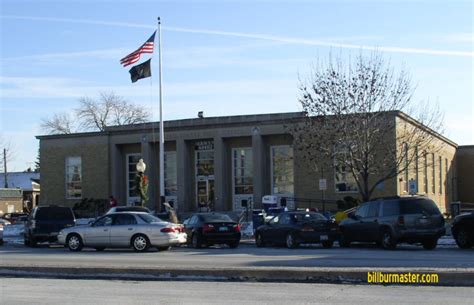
(58, 231, 63, 235)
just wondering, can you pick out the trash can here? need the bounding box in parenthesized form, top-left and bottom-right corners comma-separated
(451, 202, 461, 217)
(252, 209, 265, 230)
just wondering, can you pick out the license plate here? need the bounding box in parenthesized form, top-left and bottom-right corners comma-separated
(219, 227, 228, 232)
(419, 219, 429, 224)
(320, 235, 328, 241)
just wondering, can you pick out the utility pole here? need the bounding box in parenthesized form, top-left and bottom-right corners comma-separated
(3, 148, 8, 188)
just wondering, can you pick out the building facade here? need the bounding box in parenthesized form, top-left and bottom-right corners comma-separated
(37, 111, 457, 214)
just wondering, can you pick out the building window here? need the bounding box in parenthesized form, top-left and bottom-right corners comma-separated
(404, 143, 409, 192)
(334, 147, 358, 193)
(445, 158, 449, 196)
(415, 147, 419, 192)
(233, 148, 253, 195)
(126, 154, 141, 203)
(439, 156, 443, 194)
(423, 152, 428, 193)
(65, 156, 82, 199)
(164, 152, 177, 196)
(431, 153, 436, 194)
(196, 150, 214, 177)
(271, 145, 294, 195)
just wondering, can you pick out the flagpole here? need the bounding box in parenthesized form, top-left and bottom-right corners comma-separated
(158, 17, 165, 210)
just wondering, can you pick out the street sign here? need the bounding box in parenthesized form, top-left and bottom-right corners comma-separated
(319, 179, 327, 191)
(409, 179, 417, 195)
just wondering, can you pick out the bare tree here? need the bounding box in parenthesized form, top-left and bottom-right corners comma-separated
(40, 112, 75, 135)
(40, 92, 150, 134)
(0, 134, 17, 187)
(289, 52, 444, 202)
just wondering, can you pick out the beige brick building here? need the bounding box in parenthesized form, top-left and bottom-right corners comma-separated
(37, 111, 458, 214)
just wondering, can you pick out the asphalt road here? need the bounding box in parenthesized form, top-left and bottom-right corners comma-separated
(1, 278, 473, 305)
(1, 239, 473, 269)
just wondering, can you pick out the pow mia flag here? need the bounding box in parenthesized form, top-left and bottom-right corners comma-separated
(129, 59, 152, 83)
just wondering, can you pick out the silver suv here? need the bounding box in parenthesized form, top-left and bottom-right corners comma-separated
(339, 197, 445, 250)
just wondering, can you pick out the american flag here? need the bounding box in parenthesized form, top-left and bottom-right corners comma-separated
(120, 31, 156, 67)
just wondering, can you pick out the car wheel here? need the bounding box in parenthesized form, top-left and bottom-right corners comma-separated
(67, 234, 83, 252)
(94, 247, 105, 252)
(322, 240, 334, 249)
(381, 229, 397, 250)
(286, 232, 298, 249)
(192, 233, 202, 249)
(422, 238, 438, 250)
(454, 228, 472, 249)
(157, 246, 171, 251)
(228, 241, 239, 249)
(255, 233, 265, 247)
(339, 234, 351, 248)
(131, 234, 150, 252)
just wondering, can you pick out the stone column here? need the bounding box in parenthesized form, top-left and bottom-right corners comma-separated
(110, 144, 123, 205)
(213, 137, 227, 211)
(252, 130, 265, 208)
(177, 139, 190, 212)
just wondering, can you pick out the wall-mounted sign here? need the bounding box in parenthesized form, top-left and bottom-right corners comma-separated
(195, 140, 214, 151)
(319, 179, 327, 191)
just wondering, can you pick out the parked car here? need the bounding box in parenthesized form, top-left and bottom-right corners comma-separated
(339, 196, 445, 250)
(2, 212, 29, 225)
(255, 211, 339, 249)
(0, 222, 4, 245)
(58, 212, 186, 252)
(24, 205, 76, 247)
(451, 212, 474, 249)
(184, 213, 241, 248)
(105, 206, 151, 214)
(0, 219, 11, 226)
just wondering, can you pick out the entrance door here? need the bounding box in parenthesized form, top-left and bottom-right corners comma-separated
(197, 177, 215, 211)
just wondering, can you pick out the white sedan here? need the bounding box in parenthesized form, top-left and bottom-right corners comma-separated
(58, 212, 186, 252)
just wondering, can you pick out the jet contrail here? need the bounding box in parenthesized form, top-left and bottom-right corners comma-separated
(2, 15, 473, 57)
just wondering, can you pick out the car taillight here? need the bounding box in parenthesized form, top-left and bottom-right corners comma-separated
(203, 224, 215, 233)
(397, 216, 405, 226)
(161, 227, 176, 233)
(233, 224, 241, 232)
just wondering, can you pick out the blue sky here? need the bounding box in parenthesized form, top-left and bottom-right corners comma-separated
(1, 0, 473, 171)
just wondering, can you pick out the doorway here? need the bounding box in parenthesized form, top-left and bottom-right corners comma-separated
(196, 177, 215, 211)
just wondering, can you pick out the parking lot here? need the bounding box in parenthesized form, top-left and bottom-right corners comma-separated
(1, 230, 472, 270)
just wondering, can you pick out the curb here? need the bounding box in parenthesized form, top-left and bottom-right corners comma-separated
(1, 266, 473, 287)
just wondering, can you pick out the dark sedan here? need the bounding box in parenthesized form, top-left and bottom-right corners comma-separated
(451, 212, 474, 249)
(184, 213, 241, 248)
(255, 211, 339, 249)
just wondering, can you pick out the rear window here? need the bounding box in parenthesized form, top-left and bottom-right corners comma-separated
(201, 214, 233, 222)
(116, 207, 150, 213)
(291, 213, 327, 222)
(36, 207, 74, 220)
(400, 199, 441, 216)
(137, 213, 164, 224)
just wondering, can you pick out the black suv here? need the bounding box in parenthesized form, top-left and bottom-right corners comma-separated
(339, 197, 445, 250)
(24, 205, 76, 246)
(451, 212, 474, 249)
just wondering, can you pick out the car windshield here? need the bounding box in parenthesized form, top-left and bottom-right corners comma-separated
(291, 213, 327, 222)
(137, 213, 164, 224)
(400, 199, 441, 216)
(201, 214, 233, 222)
